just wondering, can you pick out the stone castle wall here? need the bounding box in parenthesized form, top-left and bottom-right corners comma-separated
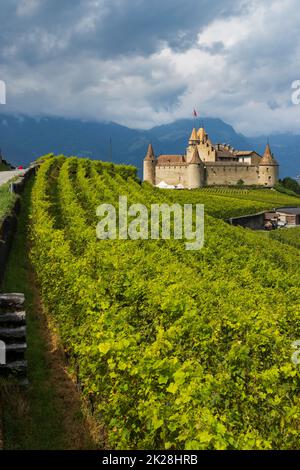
(259, 165, 279, 187)
(153, 163, 277, 187)
(155, 165, 189, 187)
(206, 165, 260, 186)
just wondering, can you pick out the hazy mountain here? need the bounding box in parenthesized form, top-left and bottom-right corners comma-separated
(149, 118, 250, 152)
(0, 114, 150, 172)
(0, 113, 299, 178)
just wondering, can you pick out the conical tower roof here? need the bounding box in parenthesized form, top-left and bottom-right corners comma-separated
(260, 143, 278, 166)
(197, 127, 206, 142)
(189, 128, 198, 142)
(144, 143, 156, 161)
(189, 146, 202, 164)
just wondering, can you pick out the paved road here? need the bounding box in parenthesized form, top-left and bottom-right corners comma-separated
(0, 170, 25, 187)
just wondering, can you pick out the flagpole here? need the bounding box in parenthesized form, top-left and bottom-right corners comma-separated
(193, 109, 197, 130)
(108, 137, 112, 161)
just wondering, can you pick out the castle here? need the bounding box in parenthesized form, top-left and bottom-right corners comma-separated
(143, 126, 279, 189)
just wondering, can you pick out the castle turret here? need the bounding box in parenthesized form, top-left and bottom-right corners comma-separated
(189, 128, 199, 145)
(197, 127, 207, 144)
(143, 144, 156, 185)
(187, 146, 205, 189)
(259, 143, 279, 187)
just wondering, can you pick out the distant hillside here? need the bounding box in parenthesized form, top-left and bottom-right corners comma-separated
(0, 113, 299, 178)
(0, 152, 13, 171)
(148, 118, 250, 153)
(0, 114, 150, 172)
(0, 161, 10, 171)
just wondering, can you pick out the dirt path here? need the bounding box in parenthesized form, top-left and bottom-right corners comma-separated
(30, 273, 105, 449)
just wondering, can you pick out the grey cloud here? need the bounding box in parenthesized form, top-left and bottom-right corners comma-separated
(1, 0, 300, 135)
(268, 100, 280, 110)
(148, 84, 188, 112)
(199, 41, 226, 55)
(0, 0, 242, 64)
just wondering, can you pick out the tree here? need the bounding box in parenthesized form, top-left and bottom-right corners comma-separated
(281, 177, 300, 194)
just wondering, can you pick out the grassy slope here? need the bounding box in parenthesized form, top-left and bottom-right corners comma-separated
(0, 179, 99, 450)
(0, 184, 17, 223)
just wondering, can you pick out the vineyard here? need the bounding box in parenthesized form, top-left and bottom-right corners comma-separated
(191, 186, 300, 203)
(270, 227, 300, 250)
(30, 156, 300, 450)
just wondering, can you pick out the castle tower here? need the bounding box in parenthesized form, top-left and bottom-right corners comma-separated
(143, 144, 156, 185)
(259, 143, 279, 187)
(187, 146, 205, 189)
(195, 126, 216, 162)
(197, 127, 207, 144)
(186, 128, 199, 162)
(189, 128, 199, 145)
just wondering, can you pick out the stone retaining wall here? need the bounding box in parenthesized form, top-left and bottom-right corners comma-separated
(0, 165, 37, 283)
(0, 200, 20, 284)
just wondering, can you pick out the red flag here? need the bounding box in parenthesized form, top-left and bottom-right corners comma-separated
(193, 109, 198, 117)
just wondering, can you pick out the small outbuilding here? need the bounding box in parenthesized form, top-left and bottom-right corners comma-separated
(276, 207, 300, 226)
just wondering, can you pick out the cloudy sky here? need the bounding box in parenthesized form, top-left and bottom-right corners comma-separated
(1, 0, 300, 135)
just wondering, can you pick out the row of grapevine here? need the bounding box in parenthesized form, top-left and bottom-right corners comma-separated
(270, 227, 300, 249)
(30, 156, 300, 450)
(189, 187, 300, 209)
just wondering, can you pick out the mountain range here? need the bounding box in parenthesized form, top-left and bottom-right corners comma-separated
(0, 113, 299, 178)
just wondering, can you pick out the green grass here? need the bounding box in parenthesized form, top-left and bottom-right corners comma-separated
(0, 179, 97, 450)
(0, 184, 17, 223)
(0, 162, 10, 171)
